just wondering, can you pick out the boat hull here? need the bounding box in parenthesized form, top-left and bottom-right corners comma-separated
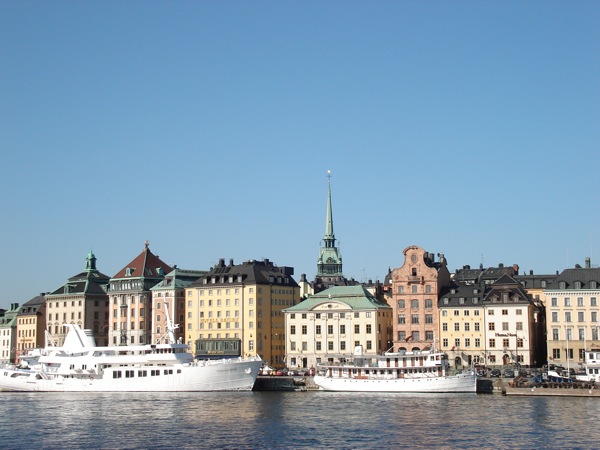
(0, 359, 263, 392)
(314, 371, 477, 393)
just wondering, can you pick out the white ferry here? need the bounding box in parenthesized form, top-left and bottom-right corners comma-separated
(314, 346, 477, 393)
(0, 320, 261, 392)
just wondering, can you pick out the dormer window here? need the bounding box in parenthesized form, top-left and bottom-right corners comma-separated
(443, 298, 449, 304)
(125, 268, 133, 276)
(559, 281, 567, 289)
(541, 280, 547, 288)
(472, 298, 478, 304)
(459, 298, 465, 304)
(574, 281, 582, 289)
(591, 281, 598, 289)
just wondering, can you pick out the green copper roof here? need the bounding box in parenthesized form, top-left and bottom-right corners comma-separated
(285, 285, 391, 312)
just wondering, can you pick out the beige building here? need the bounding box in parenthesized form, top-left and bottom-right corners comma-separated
(150, 268, 206, 344)
(390, 246, 450, 352)
(284, 285, 393, 370)
(108, 242, 172, 346)
(15, 294, 46, 360)
(186, 258, 300, 368)
(545, 260, 600, 367)
(46, 251, 110, 346)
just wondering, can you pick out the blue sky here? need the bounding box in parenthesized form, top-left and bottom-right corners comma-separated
(1, 1, 599, 308)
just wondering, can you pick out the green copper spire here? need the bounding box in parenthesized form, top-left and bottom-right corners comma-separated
(317, 170, 343, 277)
(324, 170, 335, 243)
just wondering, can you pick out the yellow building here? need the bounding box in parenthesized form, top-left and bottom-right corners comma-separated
(186, 258, 300, 368)
(15, 294, 46, 360)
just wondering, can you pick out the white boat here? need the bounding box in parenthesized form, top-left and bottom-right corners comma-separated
(0, 309, 261, 392)
(314, 346, 477, 393)
(576, 349, 600, 383)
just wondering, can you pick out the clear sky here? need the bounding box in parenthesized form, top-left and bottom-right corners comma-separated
(1, 1, 599, 308)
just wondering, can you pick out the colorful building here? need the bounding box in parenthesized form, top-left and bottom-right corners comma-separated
(15, 294, 46, 361)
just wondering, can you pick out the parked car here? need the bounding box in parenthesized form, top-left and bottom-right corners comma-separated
(490, 369, 501, 378)
(503, 368, 516, 378)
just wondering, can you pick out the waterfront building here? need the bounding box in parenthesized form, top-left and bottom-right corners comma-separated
(545, 258, 600, 368)
(390, 246, 451, 352)
(186, 258, 300, 368)
(108, 242, 172, 346)
(515, 271, 558, 308)
(45, 251, 110, 346)
(284, 285, 393, 370)
(15, 294, 46, 361)
(0, 303, 21, 363)
(438, 282, 486, 368)
(482, 274, 543, 367)
(150, 267, 206, 344)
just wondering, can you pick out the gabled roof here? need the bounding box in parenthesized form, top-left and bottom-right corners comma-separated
(112, 243, 172, 279)
(17, 294, 46, 316)
(285, 285, 391, 312)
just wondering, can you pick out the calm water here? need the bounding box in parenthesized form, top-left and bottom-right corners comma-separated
(1, 391, 600, 449)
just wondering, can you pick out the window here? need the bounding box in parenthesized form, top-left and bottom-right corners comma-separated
(442, 310, 448, 317)
(340, 324, 345, 334)
(397, 286, 404, 294)
(290, 325, 296, 335)
(592, 297, 597, 307)
(489, 339, 496, 348)
(577, 297, 584, 307)
(579, 328, 585, 341)
(488, 310, 494, 315)
(411, 285, 417, 294)
(475, 338, 480, 347)
(412, 331, 419, 341)
(366, 324, 372, 334)
(426, 331, 434, 340)
(553, 349, 560, 359)
(465, 338, 471, 347)
(397, 300, 405, 309)
(565, 312, 572, 323)
(454, 310, 460, 316)
(564, 298, 571, 307)
(464, 323, 470, 332)
(454, 323, 460, 331)
(464, 310, 470, 316)
(327, 325, 333, 335)
(578, 311, 585, 322)
(398, 314, 406, 324)
(411, 299, 419, 309)
(425, 314, 433, 324)
(454, 338, 460, 348)
(302, 325, 307, 335)
(489, 323, 495, 331)
(411, 314, 419, 324)
(366, 341, 372, 350)
(354, 325, 360, 333)
(328, 341, 333, 351)
(426, 285, 432, 293)
(552, 329, 559, 340)
(398, 331, 406, 341)
(340, 341, 346, 351)
(516, 309, 522, 315)
(442, 338, 448, 347)
(502, 322, 509, 331)
(502, 309, 508, 315)
(516, 322, 523, 331)
(503, 338, 510, 348)
(517, 338, 523, 348)
(551, 312, 558, 322)
(442, 323, 448, 331)
(314, 342, 320, 351)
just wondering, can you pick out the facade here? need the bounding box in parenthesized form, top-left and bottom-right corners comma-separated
(0, 303, 21, 363)
(108, 242, 172, 346)
(15, 294, 47, 360)
(150, 267, 206, 344)
(545, 259, 600, 368)
(45, 251, 111, 346)
(438, 282, 486, 368)
(482, 275, 543, 367)
(390, 246, 451, 352)
(284, 285, 393, 370)
(186, 258, 300, 367)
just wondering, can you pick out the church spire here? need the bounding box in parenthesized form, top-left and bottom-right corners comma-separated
(324, 170, 335, 245)
(317, 170, 343, 277)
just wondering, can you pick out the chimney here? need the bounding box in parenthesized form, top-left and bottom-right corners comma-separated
(229, 259, 234, 267)
(218, 258, 225, 268)
(529, 270, 533, 275)
(585, 257, 591, 269)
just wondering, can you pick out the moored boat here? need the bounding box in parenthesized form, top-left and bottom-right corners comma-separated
(314, 346, 476, 393)
(0, 318, 261, 392)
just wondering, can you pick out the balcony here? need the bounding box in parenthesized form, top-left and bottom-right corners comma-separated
(407, 276, 424, 283)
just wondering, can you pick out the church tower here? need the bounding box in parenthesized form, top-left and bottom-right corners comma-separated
(316, 171, 344, 279)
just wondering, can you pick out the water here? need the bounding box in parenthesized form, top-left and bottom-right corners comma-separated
(1, 391, 600, 449)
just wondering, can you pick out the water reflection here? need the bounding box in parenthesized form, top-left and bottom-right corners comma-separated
(1, 391, 600, 448)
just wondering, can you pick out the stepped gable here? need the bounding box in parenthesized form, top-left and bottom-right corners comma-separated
(112, 242, 172, 279)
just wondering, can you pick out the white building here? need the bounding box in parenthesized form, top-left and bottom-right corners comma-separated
(283, 286, 393, 370)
